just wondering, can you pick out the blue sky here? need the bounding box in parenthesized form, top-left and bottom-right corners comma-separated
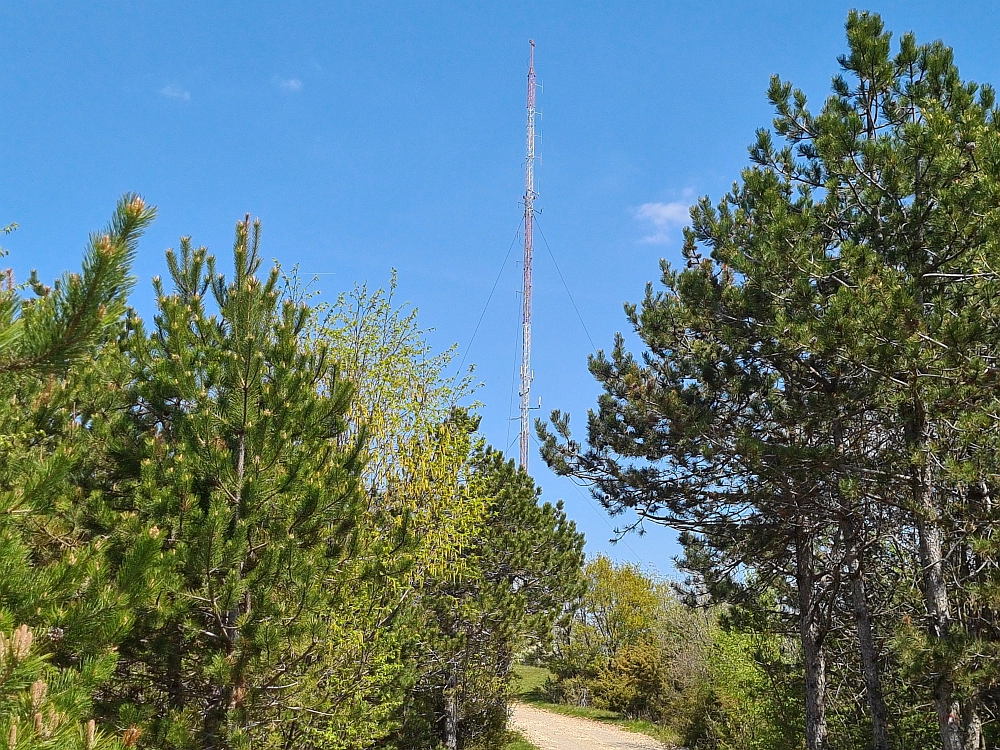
(2, 1, 998, 574)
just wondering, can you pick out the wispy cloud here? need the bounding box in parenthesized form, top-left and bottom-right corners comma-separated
(634, 200, 691, 244)
(159, 84, 191, 101)
(275, 77, 303, 92)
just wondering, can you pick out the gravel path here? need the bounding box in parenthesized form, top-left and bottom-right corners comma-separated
(510, 702, 674, 750)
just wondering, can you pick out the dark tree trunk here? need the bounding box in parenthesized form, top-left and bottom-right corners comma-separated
(850, 566, 890, 750)
(840, 510, 890, 750)
(796, 534, 828, 750)
(833, 412, 890, 750)
(914, 471, 962, 750)
(167, 623, 186, 713)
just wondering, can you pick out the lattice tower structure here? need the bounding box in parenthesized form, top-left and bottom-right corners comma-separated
(519, 40, 537, 470)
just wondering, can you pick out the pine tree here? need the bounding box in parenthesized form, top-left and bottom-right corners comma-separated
(0, 195, 153, 374)
(540, 11, 1000, 749)
(757, 15, 1000, 746)
(0, 625, 128, 750)
(402, 439, 585, 750)
(106, 218, 365, 749)
(541, 163, 852, 749)
(0, 195, 158, 749)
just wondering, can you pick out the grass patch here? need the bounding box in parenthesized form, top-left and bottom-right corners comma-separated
(512, 664, 551, 700)
(504, 731, 540, 750)
(511, 664, 681, 747)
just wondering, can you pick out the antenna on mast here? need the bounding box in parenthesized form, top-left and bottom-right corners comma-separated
(519, 40, 537, 470)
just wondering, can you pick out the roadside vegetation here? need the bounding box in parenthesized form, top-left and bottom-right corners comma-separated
(501, 733, 539, 750)
(5, 10, 1000, 750)
(518, 559, 795, 749)
(0, 204, 585, 749)
(541, 10, 1000, 750)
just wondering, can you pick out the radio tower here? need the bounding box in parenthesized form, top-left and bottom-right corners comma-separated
(519, 40, 537, 470)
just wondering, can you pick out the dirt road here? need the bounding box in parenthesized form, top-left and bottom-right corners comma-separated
(510, 703, 674, 750)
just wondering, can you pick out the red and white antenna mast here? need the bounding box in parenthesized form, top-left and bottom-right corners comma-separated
(519, 40, 537, 470)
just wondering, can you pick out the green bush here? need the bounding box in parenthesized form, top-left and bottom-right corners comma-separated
(545, 557, 802, 749)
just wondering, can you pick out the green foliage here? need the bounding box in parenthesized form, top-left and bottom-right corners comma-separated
(511, 664, 549, 700)
(0, 197, 158, 749)
(399, 445, 585, 750)
(304, 277, 485, 747)
(0, 175, 586, 750)
(0, 625, 125, 750)
(303, 277, 586, 749)
(19, 11, 1000, 750)
(540, 11, 1000, 750)
(698, 630, 801, 750)
(106, 219, 366, 749)
(0, 195, 154, 374)
(544, 557, 798, 749)
(547, 557, 667, 712)
(315, 273, 475, 502)
(502, 732, 539, 750)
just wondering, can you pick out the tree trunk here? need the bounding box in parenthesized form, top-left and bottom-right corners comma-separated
(850, 567, 890, 750)
(204, 430, 248, 749)
(834, 413, 890, 750)
(961, 699, 984, 750)
(841, 511, 889, 750)
(444, 667, 459, 750)
(907, 410, 968, 750)
(796, 535, 827, 750)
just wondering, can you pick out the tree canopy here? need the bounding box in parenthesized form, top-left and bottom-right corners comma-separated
(541, 11, 1000, 750)
(0, 205, 587, 750)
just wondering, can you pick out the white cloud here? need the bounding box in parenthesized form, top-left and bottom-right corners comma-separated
(634, 200, 691, 244)
(159, 84, 190, 101)
(276, 77, 303, 92)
